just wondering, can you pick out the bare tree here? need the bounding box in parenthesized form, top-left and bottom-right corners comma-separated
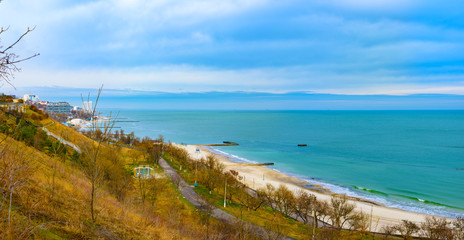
(259, 183, 276, 207)
(328, 195, 358, 230)
(292, 190, 316, 224)
(420, 216, 454, 240)
(314, 199, 330, 226)
(137, 177, 148, 204)
(394, 220, 420, 240)
(347, 211, 368, 232)
(0, 27, 39, 87)
(454, 217, 464, 240)
(258, 184, 295, 216)
(79, 86, 117, 223)
(46, 137, 66, 204)
(273, 185, 295, 217)
(236, 185, 266, 211)
(198, 156, 224, 194)
(0, 143, 45, 239)
(224, 170, 242, 204)
(148, 176, 162, 207)
(380, 225, 396, 240)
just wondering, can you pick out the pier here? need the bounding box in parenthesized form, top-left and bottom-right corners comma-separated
(199, 141, 239, 146)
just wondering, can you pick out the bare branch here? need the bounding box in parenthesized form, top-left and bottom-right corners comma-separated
(4, 53, 40, 65)
(0, 26, 11, 35)
(0, 27, 40, 88)
(0, 26, 36, 54)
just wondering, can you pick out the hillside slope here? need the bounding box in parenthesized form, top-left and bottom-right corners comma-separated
(0, 108, 242, 239)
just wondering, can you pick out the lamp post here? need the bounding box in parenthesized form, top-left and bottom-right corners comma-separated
(195, 147, 200, 187)
(194, 161, 198, 187)
(224, 178, 227, 208)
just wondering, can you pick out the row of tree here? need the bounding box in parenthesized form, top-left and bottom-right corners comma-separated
(163, 143, 464, 240)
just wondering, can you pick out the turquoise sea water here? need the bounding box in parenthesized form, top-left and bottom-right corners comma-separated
(113, 110, 464, 217)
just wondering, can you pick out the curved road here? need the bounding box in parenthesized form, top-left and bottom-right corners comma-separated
(158, 157, 294, 240)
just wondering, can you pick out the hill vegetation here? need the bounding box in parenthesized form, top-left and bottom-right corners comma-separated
(0, 106, 248, 239)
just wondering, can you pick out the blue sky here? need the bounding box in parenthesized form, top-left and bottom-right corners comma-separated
(1, 0, 464, 108)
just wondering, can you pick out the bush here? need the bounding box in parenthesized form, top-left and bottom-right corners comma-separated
(19, 124, 37, 145)
(421, 216, 454, 240)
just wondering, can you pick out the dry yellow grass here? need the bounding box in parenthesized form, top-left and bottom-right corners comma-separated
(45, 120, 92, 146)
(0, 123, 238, 239)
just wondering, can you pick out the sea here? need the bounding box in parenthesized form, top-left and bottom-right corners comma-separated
(112, 110, 464, 218)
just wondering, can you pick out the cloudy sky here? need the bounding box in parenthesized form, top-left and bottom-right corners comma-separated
(1, 0, 464, 100)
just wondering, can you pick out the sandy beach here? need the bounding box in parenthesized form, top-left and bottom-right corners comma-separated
(175, 143, 453, 232)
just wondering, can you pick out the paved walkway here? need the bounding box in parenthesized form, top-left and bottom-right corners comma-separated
(41, 124, 82, 153)
(158, 157, 294, 240)
(5, 114, 81, 154)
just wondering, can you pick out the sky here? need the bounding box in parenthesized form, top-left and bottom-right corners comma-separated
(1, 0, 464, 109)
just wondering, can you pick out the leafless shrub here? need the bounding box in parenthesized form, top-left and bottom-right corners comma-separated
(224, 171, 242, 204)
(453, 217, 464, 240)
(380, 225, 396, 239)
(328, 195, 357, 230)
(292, 190, 317, 224)
(79, 86, 118, 223)
(420, 216, 454, 240)
(347, 211, 369, 232)
(0, 144, 45, 238)
(236, 185, 265, 211)
(315, 199, 330, 224)
(257, 184, 295, 216)
(394, 220, 420, 240)
(259, 183, 276, 206)
(273, 185, 295, 217)
(198, 156, 225, 194)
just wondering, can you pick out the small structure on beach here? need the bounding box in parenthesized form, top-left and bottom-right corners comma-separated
(134, 165, 155, 179)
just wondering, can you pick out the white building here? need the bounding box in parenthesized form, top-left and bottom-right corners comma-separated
(69, 118, 85, 125)
(82, 101, 93, 113)
(23, 94, 39, 102)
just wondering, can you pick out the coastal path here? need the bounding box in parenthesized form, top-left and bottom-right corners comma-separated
(41, 121, 82, 153)
(158, 157, 295, 240)
(2, 112, 82, 153)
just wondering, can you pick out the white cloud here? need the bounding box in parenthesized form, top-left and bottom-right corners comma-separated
(320, 85, 464, 96)
(326, 0, 416, 11)
(191, 32, 212, 43)
(0, 0, 268, 48)
(2, 0, 463, 98)
(6, 65, 464, 96)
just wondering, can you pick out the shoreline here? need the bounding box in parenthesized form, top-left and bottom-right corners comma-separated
(207, 146, 464, 216)
(176, 143, 457, 232)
